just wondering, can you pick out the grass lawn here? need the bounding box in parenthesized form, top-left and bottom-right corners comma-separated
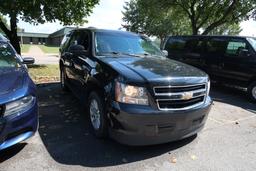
(28, 64, 60, 83)
(21, 44, 31, 53)
(38, 45, 59, 54)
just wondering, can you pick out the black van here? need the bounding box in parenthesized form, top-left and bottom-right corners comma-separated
(162, 36, 256, 101)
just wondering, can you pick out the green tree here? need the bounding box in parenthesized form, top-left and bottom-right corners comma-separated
(123, 0, 191, 43)
(0, 0, 99, 54)
(207, 23, 242, 35)
(123, 0, 255, 39)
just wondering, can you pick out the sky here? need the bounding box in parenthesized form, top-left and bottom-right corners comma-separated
(17, 0, 256, 36)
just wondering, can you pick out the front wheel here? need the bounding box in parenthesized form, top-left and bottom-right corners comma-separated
(88, 92, 108, 138)
(247, 82, 256, 102)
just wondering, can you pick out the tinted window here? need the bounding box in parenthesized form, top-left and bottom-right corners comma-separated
(165, 37, 203, 54)
(165, 38, 186, 52)
(225, 39, 247, 56)
(76, 31, 89, 50)
(0, 42, 19, 68)
(206, 38, 227, 54)
(95, 32, 162, 56)
(184, 39, 203, 53)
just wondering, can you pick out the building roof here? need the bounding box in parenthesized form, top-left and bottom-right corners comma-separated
(17, 32, 49, 38)
(49, 27, 75, 38)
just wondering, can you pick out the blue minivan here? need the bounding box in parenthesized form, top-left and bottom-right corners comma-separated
(0, 36, 38, 150)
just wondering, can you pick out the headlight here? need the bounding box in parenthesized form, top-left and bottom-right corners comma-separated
(4, 95, 35, 117)
(207, 80, 211, 97)
(115, 82, 148, 105)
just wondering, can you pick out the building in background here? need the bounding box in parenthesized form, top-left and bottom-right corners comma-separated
(17, 27, 74, 46)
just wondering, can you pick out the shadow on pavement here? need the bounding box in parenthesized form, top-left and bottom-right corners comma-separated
(210, 84, 256, 114)
(37, 83, 196, 167)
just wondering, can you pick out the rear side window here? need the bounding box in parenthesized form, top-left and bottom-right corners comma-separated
(165, 37, 203, 54)
(225, 40, 247, 56)
(165, 38, 186, 52)
(206, 38, 227, 54)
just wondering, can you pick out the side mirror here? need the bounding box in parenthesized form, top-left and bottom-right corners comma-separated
(238, 48, 250, 57)
(69, 44, 87, 56)
(162, 50, 168, 57)
(22, 57, 35, 65)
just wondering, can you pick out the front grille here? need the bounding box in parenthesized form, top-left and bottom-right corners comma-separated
(154, 83, 207, 110)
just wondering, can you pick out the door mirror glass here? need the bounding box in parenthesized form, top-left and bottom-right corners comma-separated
(238, 48, 250, 57)
(22, 57, 35, 65)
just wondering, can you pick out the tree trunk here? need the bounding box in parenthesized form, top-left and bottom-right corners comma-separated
(9, 12, 21, 54)
(191, 20, 198, 35)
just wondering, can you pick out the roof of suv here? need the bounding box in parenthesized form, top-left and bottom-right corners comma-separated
(167, 35, 256, 39)
(71, 27, 139, 36)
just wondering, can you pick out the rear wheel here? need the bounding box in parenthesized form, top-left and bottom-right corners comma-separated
(88, 92, 108, 138)
(60, 68, 69, 91)
(247, 82, 256, 102)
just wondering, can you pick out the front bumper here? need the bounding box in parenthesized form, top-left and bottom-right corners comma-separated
(0, 101, 38, 150)
(109, 97, 212, 146)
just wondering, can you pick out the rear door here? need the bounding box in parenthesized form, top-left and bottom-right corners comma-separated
(204, 37, 228, 80)
(221, 38, 255, 85)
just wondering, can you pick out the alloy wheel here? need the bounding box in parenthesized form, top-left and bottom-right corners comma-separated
(89, 99, 101, 130)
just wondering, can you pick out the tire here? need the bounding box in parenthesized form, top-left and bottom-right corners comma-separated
(247, 82, 256, 102)
(60, 68, 69, 91)
(87, 91, 108, 138)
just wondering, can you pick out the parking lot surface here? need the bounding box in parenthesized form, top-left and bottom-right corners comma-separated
(1, 83, 256, 171)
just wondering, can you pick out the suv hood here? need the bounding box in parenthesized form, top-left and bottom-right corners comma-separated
(101, 55, 207, 83)
(0, 67, 26, 96)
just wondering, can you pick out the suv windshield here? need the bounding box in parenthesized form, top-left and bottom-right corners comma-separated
(95, 31, 163, 56)
(0, 42, 19, 68)
(248, 38, 256, 51)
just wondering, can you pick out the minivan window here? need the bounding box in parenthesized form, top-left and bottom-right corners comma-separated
(0, 42, 19, 68)
(226, 40, 247, 56)
(95, 32, 163, 56)
(247, 38, 256, 51)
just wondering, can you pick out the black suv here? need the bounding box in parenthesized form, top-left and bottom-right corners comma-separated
(162, 35, 256, 101)
(59, 28, 212, 145)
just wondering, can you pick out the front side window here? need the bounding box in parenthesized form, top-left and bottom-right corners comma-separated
(0, 42, 19, 68)
(95, 32, 163, 56)
(225, 40, 247, 56)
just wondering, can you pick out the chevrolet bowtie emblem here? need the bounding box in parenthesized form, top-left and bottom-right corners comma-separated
(182, 92, 193, 100)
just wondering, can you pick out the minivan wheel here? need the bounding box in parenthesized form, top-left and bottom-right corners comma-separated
(88, 92, 108, 138)
(60, 69, 69, 91)
(248, 82, 256, 102)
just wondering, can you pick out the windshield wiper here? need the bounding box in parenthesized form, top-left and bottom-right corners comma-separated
(100, 51, 143, 58)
